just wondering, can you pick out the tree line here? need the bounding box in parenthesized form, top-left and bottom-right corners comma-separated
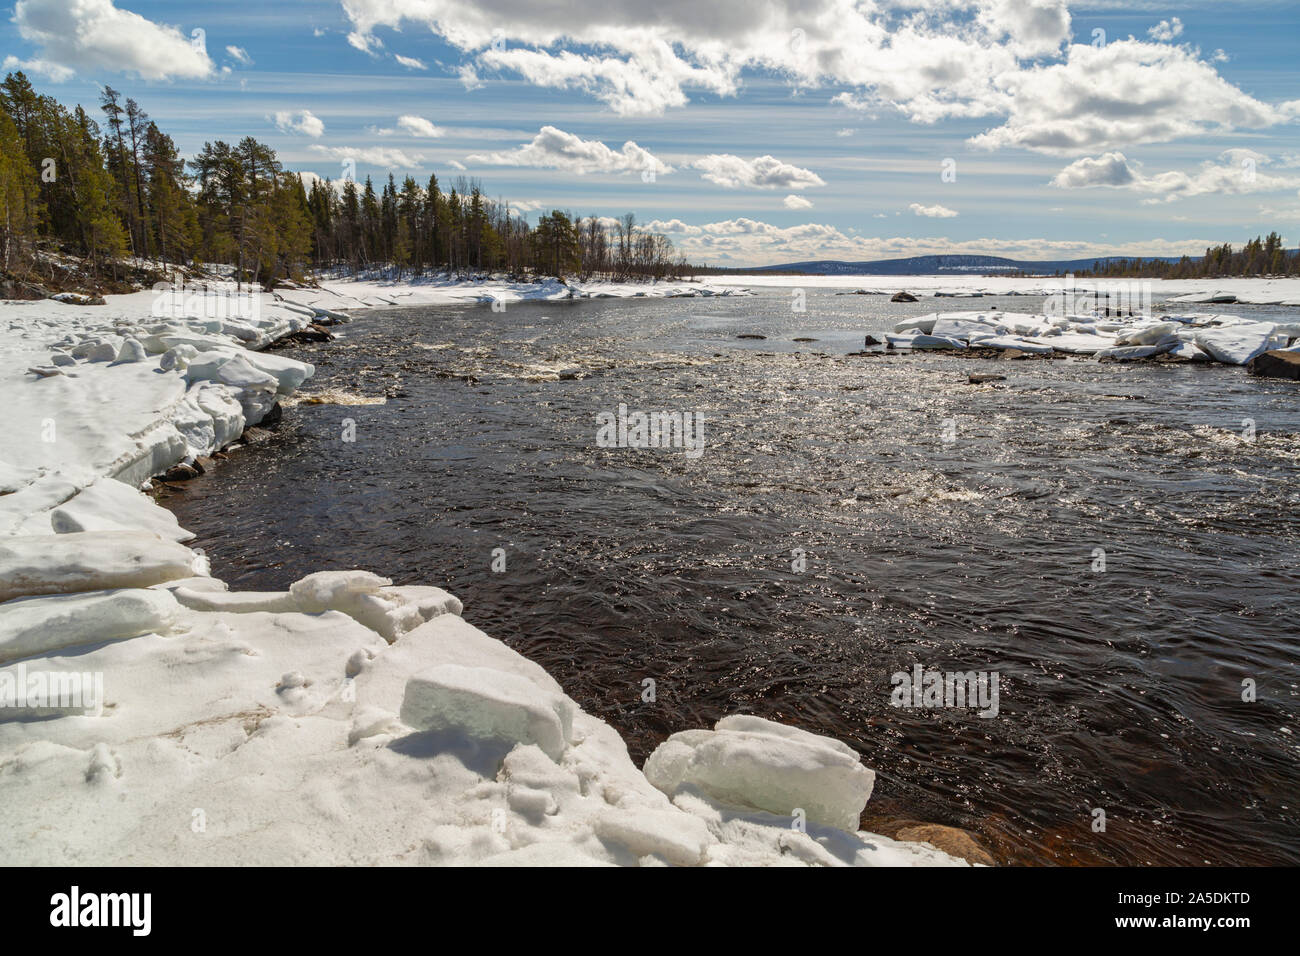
(0, 71, 687, 288)
(1073, 234, 1298, 278)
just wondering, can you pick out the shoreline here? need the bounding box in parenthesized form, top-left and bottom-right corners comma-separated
(0, 277, 976, 867)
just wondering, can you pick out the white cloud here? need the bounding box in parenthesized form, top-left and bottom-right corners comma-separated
(968, 40, 1284, 155)
(227, 46, 253, 66)
(835, 128, 856, 137)
(466, 125, 672, 176)
(644, 216, 1218, 266)
(909, 202, 959, 218)
(694, 154, 825, 190)
(309, 144, 425, 169)
(273, 110, 325, 138)
(335, 1, 1293, 157)
(12, 0, 213, 80)
(397, 115, 443, 137)
(1, 54, 73, 82)
(394, 54, 427, 70)
(783, 194, 814, 210)
(1147, 18, 1184, 42)
(1049, 152, 1137, 188)
(1051, 149, 1300, 202)
(447, 159, 467, 170)
(458, 64, 484, 90)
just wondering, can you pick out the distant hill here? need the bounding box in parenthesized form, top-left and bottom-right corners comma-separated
(742, 254, 1189, 276)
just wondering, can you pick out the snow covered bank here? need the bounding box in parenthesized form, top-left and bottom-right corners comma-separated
(710, 273, 1300, 306)
(0, 280, 963, 867)
(880, 309, 1299, 366)
(303, 273, 753, 311)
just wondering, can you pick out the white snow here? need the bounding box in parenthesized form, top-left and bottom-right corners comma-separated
(0, 277, 967, 867)
(709, 272, 1300, 306)
(866, 303, 1297, 364)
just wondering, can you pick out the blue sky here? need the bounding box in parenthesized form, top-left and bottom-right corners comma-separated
(3, 0, 1299, 266)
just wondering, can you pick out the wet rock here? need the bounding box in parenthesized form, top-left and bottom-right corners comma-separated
(1247, 349, 1300, 380)
(863, 334, 883, 346)
(1000, 349, 1029, 360)
(239, 426, 275, 446)
(792, 337, 818, 343)
(283, 324, 334, 344)
(894, 824, 996, 866)
(891, 291, 919, 303)
(259, 402, 283, 426)
(969, 373, 1006, 384)
(160, 462, 200, 482)
(737, 334, 767, 340)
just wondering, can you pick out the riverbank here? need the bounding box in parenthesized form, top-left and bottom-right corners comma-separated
(0, 277, 970, 866)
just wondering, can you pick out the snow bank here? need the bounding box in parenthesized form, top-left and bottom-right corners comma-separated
(0, 279, 961, 867)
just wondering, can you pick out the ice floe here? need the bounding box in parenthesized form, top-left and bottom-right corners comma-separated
(878, 307, 1298, 365)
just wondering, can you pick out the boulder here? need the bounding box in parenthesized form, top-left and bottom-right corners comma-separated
(894, 825, 996, 867)
(891, 291, 919, 302)
(1247, 349, 1300, 380)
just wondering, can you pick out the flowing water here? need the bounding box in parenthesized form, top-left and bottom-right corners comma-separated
(161, 287, 1300, 866)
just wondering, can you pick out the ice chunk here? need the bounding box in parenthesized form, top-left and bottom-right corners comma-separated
(1116, 322, 1179, 346)
(287, 571, 460, 640)
(643, 714, 875, 833)
(931, 316, 1008, 344)
(1194, 323, 1286, 365)
(399, 663, 575, 761)
(0, 588, 181, 664)
(0, 531, 206, 601)
(592, 808, 713, 866)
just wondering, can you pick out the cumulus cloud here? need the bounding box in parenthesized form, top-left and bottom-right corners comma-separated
(909, 202, 958, 218)
(1, 54, 73, 82)
(693, 155, 825, 190)
(397, 115, 443, 137)
(968, 40, 1283, 155)
(1147, 18, 1184, 42)
(227, 46, 253, 66)
(12, 0, 213, 80)
(1051, 149, 1300, 202)
(335, 1, 1292, 157)
(643, 216, 1217, 266)
(1049, 152, 1137, 188)
(466, 126, 672, 176)
(273, 110, 325, 138)
(783, 194, 814, 210)
(309, 144, 426, 169)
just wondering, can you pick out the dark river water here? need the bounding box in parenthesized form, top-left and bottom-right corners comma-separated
(161, 286, 1300, 866)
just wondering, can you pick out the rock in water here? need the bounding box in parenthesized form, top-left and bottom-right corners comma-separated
(891, 291, 919, 302)
(863, 334, 882, 346)
(894, 825, 996, 866)
(1247, 349, 1300, 380)
(969, 373, 1006, 384)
